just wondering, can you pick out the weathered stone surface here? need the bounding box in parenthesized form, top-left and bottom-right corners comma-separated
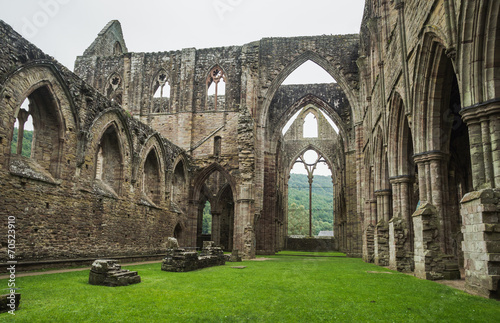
(88, 259, 141, 287)
(161, 241, 225, 272)
(0, 293, 20, 313)
(1, 0, 499, 299)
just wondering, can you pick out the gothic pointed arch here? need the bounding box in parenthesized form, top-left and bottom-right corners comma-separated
(459, 0, 500, 105)
(171, 155, 189, 214)
(94, 121, 124, 196)
(191, 163, 237, 202)
(275, 94, 348, 149)
(1, 65, 77, 181)
(105, 72, 123, 105)
(138, 134, 166, 206)
(151, 68, 171, 113)
(261, 51, 359, 127)
(206, 64, 227, 111)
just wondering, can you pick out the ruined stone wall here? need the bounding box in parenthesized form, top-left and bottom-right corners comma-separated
(0, 21, 188, 264)
(358, 0, 500, 297)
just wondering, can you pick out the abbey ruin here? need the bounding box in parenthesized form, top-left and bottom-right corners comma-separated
(1, 1, 499, 298)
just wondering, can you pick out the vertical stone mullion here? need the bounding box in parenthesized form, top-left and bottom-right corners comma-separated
(489, 112, 500, 188)
(481, 118, 494, 186)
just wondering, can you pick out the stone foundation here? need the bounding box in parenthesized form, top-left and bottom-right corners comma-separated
(461, 189, 500, 299)
(413, 203, 460, 280)
(88, 259, 141, 287)
(161, 241, 225, 272)
(389, 217, 413, 272)
(374, 221, 389, 266)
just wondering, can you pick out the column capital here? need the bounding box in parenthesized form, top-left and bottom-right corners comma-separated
(413, 150, 448, 163)
(374, 189, 392, 197)
(460, 98, 500, 124)
(389, 175, 414, 184)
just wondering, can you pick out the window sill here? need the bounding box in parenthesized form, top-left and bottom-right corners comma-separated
(9, 156, 60, 185)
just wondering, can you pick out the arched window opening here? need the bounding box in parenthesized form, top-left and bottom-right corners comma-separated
(10, 86, 63, 179)
(11, 98, 33, 158)
(282, 106, 339, 136)
(106, 74, 122, 105)
(96, 125, 123, 194)
(214, 136, 222, 157)
(152, 71, 170, 113)
(113, 41, 122, 55)
(174, 223, 183, 241)
(172, 161, 186, 213)
(202, 201, 212, 235)
(143, 149, 161, 205)
(288, 149, 333, 237)
(282, 60, 336, 85)
(153, 72, 170, 98)
(303, 113, 318, 138)
(206, 66, 226, 110)
(195, 169, 234, 250)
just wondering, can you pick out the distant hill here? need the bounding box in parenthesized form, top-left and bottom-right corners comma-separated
(288, 173, 334, 236)
(11, 128, 33, 158)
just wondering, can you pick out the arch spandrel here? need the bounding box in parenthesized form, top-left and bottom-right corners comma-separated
(258, 45, 361, 127)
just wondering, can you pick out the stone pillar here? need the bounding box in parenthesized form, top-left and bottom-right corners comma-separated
(211, 211, 221, 246)
(234, 184, 255, 259)
(389, 176, 414, 272)
(412, 202, 460, 280)
(414, 151, 448, 253)
(16, 109, 30, 155)
(185, 199, 201, 248)
(461, 189, 500, 299)
(461, 100, 500, 189)
(363, 199, 376, 263)
(374, 190, 391, 266)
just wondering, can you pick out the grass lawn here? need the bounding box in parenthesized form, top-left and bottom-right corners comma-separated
(2, 254, 499, 322)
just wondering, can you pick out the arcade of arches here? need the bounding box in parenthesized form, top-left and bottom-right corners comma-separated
(0, 1, 499, 298)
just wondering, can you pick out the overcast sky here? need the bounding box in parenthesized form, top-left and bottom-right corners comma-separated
(2, 0, 365, 176)
(1, 0, 365, 73)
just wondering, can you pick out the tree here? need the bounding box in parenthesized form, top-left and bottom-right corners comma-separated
(202, 202, 212, 234)
(288, 202, 308, 235)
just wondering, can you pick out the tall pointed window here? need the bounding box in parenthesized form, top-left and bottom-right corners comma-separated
(95, 124, 123, 195)
(303, 113, 318, 138)
(214, 136, 222, 157)
(10, 86, 63, 179)
(206, 65, 226, 110)
(143, 149, 161, 205)
(106, 74, 122, 105)
(152, 71, 171, 113)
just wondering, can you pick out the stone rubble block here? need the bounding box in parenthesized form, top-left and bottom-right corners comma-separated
(161, 240, 225, 272)
(88, 259, 141, 287)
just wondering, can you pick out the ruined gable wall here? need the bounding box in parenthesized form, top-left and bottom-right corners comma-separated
(0, 21, 188, 265)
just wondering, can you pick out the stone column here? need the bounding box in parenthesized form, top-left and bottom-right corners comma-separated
(363, 199, 376, 263)
(374, 190, 391, 266)
(185, 199, 201, 248)
(414, 151, 448, 253)
(234, 183, 255, 259)
(16, 109, 30, 155)
(389, 176, 414, 272)
(211, 211, 221, 246)
(461, 189, 500, 299)
(461, 100, 500, 189)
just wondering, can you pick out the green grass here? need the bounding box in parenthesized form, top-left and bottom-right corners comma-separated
(275, 250, 346, 257)
(1, 255, 499, 322)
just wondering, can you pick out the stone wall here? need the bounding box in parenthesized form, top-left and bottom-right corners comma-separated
(0, 21, 187, 265)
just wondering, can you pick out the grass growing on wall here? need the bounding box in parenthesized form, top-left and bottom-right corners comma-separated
(2, 255, 500, 322)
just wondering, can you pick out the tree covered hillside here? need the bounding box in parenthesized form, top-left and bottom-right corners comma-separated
(288, 173, 334, 236)
(11, 128, 33, 158)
